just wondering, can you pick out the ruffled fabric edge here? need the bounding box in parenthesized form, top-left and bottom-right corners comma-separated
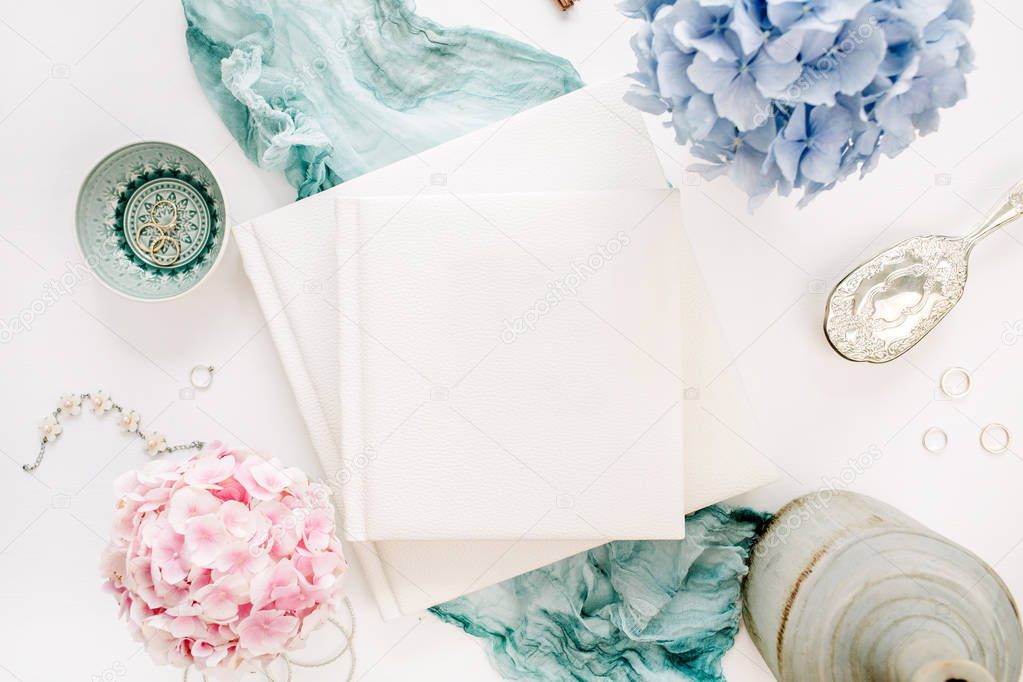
(182, 0, 583, 198)
(430, 505, 770, 682)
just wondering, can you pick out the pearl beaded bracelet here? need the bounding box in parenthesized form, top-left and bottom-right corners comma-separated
(24, 390, 204, 472)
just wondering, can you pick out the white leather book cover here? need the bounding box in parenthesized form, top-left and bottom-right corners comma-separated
(336, 190, 686, 541)
(234, 78, 777, 619)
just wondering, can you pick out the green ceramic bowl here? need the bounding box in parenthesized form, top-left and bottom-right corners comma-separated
(75, 141, 228, 301)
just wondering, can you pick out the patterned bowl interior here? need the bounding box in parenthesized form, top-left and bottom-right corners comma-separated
(76, 142, 226, 301)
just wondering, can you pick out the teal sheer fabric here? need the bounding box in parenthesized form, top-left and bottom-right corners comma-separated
(181, 0, 583, 197)
(182, 4, 767, 679)
(430, 507, 769, 682)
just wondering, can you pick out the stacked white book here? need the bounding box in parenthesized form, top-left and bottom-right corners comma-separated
(234, 79, 776, 619)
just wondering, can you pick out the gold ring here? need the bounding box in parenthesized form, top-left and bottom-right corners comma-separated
(939, 366, 972, 399)
(148, 199, 178, 230)
(980, 423, 1011, 455)
(148, 233, 182, 266)
(922, 427, 948, 453)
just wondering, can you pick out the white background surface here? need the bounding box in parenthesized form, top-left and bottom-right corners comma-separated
(1, 1, 1022, 680)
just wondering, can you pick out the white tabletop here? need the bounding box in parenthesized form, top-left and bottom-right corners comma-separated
(1, 1, 1021, 680)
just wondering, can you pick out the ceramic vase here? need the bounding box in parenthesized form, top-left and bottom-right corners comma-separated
(743, 491, 1022, 682)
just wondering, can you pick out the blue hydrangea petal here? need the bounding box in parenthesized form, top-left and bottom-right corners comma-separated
(889, 0, 952, 27)
(714, 70, 771, 130)
(688, 52, 740, 93)
(674, 4, 739, 62)
(669, 110, 690, 143)
(811, 0, 872, 24)
(809, 103, 854, 147)
(928, 64, 967, 107)
(877, 27, 920, 76)
(799, 29, 839, 62)
(796, 180, 835, 207)
(729, 4, 767, 55)
(913, 106, 940, 135)
(730, 144, 782, 209)
(782, 103, 809, 140)
(624, 87, 669, 115)
(764, 29, 806, 62)
(652, 8, 688, 55)
(618, 0, 673, 20)
(765, 1, 805, 29)
(687, 92, 720, 138)
(624, 24, 670, 115)
(657, 49, 698, 101)
(772, 137, 806, 183)
(924, 15, 971, 66)
(745, 117, 780, 152)
(799, 22, 887, 105)
(703, 118, 742, 151)
(801, 145, 843, 183)
(626, 27, 660, 91)
(853, 121, 882, 156)
(947, 0, 975, 22)
(835, 93, 871, 139)
(751, 50, 803, 95)
(768, 0, 869, 31)
(879, 125, 912, 155)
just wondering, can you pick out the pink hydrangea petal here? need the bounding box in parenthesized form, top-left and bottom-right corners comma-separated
(194, 574, 247, 623)
(202, 592, 239, 622)
(184, 454, 237, 487)
(138, 486, 172, 512)
(168, 615, 200, 639)
(236, 610, 298, 657)
(302, 509, 334, 552)
(168, 488, 220, 533)
(150, 527, 190, 585)
(212, 541, 270, 575)
(255, 500, 289, 525)
(249, 559, 299, 610)
(211, 476, 249, 503)
(113, 470, 143, 497)
(219, 500, 268, 541)
(184, 514, 227, 568)
(281, 466, 308, 488)
(235, 459, 293, 500)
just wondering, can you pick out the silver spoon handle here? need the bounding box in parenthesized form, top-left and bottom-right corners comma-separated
(965, 180, 1023, 246)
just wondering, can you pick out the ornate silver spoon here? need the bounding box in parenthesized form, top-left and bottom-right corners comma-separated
(824, 181, 1023, 363)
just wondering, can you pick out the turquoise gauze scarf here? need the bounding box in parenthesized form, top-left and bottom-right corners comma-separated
(431, 507, 769, 682)
(182, 2, 768, 679)
(181, 0, 583, 197)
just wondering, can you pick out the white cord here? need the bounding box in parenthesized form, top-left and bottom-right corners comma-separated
(183, 597, 356, 682)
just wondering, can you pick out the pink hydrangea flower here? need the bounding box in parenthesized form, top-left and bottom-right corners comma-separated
(101, 443, 347, 678)
(237, 610, 299, 658)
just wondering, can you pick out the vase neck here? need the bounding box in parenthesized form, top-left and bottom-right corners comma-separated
(906, 659, 995, 682)
(884, 638, 995, 682)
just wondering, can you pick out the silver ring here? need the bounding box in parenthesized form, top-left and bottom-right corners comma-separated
(940, 366, 973, 399)
(189, 365, 214, 390)
(922, 427, 948, 453)
(980, 423, 1011, 455)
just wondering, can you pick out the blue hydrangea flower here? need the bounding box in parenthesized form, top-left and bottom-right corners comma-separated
(621, 0, 974, 208)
